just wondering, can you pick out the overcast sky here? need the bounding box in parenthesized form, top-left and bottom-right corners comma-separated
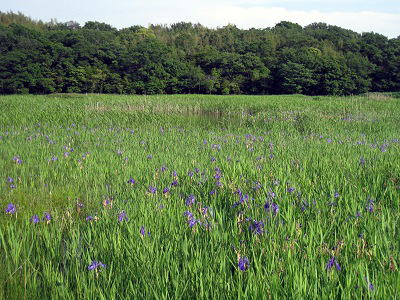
(1, 0, 399, 38)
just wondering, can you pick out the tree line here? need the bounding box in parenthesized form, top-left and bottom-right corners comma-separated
(0, 11, 399, 95)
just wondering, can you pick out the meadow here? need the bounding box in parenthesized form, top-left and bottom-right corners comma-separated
(0, 93, 399, 299)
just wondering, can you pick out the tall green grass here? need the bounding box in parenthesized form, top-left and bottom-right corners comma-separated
(0, 94, 399, 298)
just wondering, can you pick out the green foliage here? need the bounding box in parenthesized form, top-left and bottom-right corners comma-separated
(0, 11, 399, 95)
(0, 94, 399, 298)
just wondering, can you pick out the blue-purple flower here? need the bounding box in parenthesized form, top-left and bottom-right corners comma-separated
(188, 218, 198, 228)
(264, 201, 279, 216)
(30, 215, 40, 224)
(185, 195, 195, 207)
(238, 256, 250, 271)
(366, 198, 374, 213)
(43, 212, 52, 223)
(88, 261, 106, 271)
(140, 226, 146, 236)
(183, 210, 193, 219)
(326, 256, 341, 271)
(369, 282, 374, 291)
(148, 186, 157, 194)
(118, 211, 128, 222)
(140, 226, 150, 237)
(5, 203, 16, 214)
(13, 156, 22, 164)
(267, 189, 276, 199)
(249, 220, 264, 235)
(184, 210, 198, 229)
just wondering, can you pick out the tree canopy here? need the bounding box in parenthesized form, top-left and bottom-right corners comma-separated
(0, 12, 399, 95)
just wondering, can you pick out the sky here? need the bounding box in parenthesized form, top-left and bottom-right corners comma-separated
(1, 0, 399, 38)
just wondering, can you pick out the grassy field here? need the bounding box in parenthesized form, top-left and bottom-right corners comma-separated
(0, 93, 399, 299)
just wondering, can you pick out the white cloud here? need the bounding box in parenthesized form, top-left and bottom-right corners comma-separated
(200, 5, 400, 37)
(3, 0, 398, 37)
(113, 2, 400, 38)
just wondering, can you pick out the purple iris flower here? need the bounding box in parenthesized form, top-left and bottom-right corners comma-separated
(287, 187, 295, 193)
(43, 212, 52, 222)
(183, 210, 193, 219)
(268, 190, 276, 199)
(5, 203, 16, 214)
(86, 215, 94, 221)
(253, 182, 262, 191)
(238, 257, 250, 271)
(334, 192, 340, 198)
(171, 180, 178, 187)
(249, 220, 264, 235)
(118, 211, 128, 222)
(13, 156, 22, 164)
(7, 177, 13, 183)
(10, 184, 16, 189)
(185, 195, 195, 207)
(148, 186, 157, 194)
(366, 198, 374, 213)
(162, 187, 170, 194)
(88, 261, 106, 271)
(188, 218, 198, 228)
(127, 178, 135, 185)
(264, 201, 279, 216)
(369, 282, 374, 291)
(326, 256, 341, 271)
(139, 226, 151, 237)
(30, 215, 40, 224)
(233, 193, 249, 208)
(184, 211, 198, 228)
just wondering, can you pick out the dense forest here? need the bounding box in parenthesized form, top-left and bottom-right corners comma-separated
(0, 11, 399, 95)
